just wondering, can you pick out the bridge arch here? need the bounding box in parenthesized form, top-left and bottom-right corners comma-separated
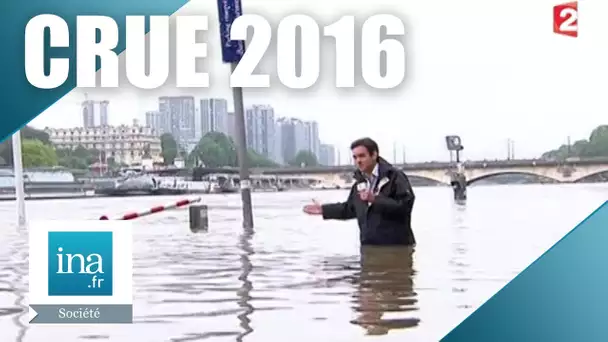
(402, 172, 448, 185)
(466, 171, 560, 186)
(572, 168, 608, 183)
(405, 174, 446, 186)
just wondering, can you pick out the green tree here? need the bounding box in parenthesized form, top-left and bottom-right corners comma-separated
(190, 132, 277, 167)
(21, 139, 58, 167)
(197, 140, 228, 167)
(191, 132, 237, 167)
(583, 125, 608, 157)
(0, 126, 51, 165)
(288, 150, 318, 167)
(22, 126, 51, 144)
(73, 145, 100, 164)
(55, 145, 100, 169)
(57, 154, 89, 169)
(541, 125, 608, 160)
(160, 133, 178, 165)
(248, 150, 278, 167)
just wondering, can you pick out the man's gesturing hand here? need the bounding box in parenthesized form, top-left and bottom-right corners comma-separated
(303, 199, 323, 215)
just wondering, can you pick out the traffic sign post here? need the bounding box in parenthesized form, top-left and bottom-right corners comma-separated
(216, 0, 254, 230)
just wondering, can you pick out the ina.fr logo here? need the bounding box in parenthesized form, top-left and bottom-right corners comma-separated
(553, 1, 578, 37)
(47, 231, 113, 296)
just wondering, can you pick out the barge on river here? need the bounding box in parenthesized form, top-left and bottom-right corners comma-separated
(93, 168, 190, 196)
(0, 168, 96, 201)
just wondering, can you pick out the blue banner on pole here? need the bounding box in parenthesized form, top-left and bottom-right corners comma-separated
(217, 0, 246, 63)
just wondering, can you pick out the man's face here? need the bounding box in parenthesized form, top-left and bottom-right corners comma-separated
(352, 145, 377, 173)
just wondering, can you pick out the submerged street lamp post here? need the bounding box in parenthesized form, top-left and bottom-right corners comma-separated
(445, 135, 466, 201)
(217, 0, 254, 229)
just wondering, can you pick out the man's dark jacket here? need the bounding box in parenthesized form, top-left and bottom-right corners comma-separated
(321, 158, 416, 246)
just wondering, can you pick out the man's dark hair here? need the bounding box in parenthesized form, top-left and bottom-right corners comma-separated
(350, 137, 379, 156)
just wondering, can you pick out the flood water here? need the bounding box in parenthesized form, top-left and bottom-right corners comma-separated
(0, 184, 607, 341)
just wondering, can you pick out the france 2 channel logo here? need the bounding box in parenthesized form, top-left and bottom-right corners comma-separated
(553, 1, 578, 37)
(47, 231, 113, 296)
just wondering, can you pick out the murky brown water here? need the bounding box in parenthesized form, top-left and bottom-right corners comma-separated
(1, 184, 606, 341)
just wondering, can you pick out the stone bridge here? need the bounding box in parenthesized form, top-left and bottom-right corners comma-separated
(290, 160, 608, 185)
(148, 158, 608, 186)
(407, 162, 608, 185)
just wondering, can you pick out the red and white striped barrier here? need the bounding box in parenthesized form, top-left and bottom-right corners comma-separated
(99, 197, 202, 220)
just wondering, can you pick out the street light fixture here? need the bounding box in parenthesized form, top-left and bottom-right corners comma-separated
(445, 135, 464, 162)
(445, 135, 466, 201)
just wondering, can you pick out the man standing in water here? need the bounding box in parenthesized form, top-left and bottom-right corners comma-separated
(303, 138, 416, 246)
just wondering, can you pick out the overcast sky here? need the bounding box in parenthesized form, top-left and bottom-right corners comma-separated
(30, 0, 608, 163)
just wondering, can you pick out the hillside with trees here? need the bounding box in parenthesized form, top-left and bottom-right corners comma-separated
(542, 125, 608, 160)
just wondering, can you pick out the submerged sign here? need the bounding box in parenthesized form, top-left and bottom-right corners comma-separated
(29, 220, 133, 324)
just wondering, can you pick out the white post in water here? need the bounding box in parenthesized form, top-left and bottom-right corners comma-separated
(12, 131, 26, 227)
